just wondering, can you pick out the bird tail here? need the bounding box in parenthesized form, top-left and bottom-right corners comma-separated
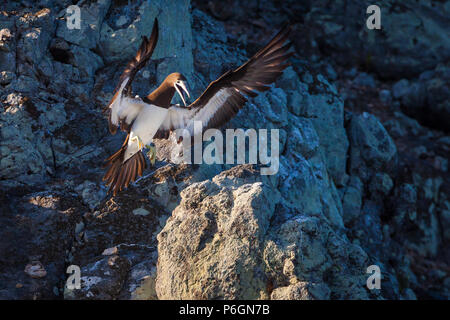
(102, 134, 147, 195)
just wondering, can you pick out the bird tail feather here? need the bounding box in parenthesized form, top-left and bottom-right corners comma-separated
(103, 134, 147, 195)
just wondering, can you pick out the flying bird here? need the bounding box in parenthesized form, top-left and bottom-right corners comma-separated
(103, 18, 293, 195)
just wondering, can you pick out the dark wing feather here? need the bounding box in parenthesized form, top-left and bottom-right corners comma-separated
(154, 25, 292, 138)
(119, 18, 159, 96)
(104, 18, 159, 134)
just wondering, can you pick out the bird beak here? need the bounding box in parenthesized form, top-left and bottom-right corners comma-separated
(175, 81, 190, 107)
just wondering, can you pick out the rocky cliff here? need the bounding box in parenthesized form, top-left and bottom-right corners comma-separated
(0, 0, 448, 300)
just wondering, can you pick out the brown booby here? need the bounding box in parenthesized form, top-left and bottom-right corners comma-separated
(103, 18, 293, 195)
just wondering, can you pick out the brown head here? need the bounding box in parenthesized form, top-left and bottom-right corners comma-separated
(146, 72, 190, 108)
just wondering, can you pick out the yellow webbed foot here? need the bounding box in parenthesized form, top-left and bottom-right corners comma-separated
(131, 135, 144, 150)
(145, 143, 156, 166)
(138, 136, 144, 150)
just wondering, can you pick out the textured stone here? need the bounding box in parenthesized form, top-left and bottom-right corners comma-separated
(400, 64, 450, 132)
(379, 89, 392, 105)
(0, 0, 448, 301)
(74, 181, 107, 211)
(56, 0, 111, 49)
(301, 74, 349, 186)
(348, 112, 397, 182)
(0, 192, 83, 299)
(393, 79, 410, 99)
(156, 164, 372, 299)
(271, 281, 331, 300)
(156, 165, 279, 299)
(342, 176, 364, 225)
(353, 72, 376, 88)
(0, 94, 47, 183)
(100, 0, 193, 82)
(64, 255, 131, 300)
(0, 70, 14, 85)
(305, 0, 450, 79)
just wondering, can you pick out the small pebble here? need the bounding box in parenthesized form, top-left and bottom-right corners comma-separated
(133, 207, 149, 216)
(24, 261, 47, 279)
(102, 246, 118, 256)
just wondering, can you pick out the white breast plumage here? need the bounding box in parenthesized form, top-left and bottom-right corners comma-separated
(123, 104, 169, 162)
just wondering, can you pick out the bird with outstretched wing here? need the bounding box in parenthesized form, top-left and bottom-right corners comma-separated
(103, 19, 293, 195)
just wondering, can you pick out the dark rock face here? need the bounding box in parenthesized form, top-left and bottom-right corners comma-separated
(303, 0, 450, 79)
(66, 191, 164, 300)
(0, 191, 84, 299)
(0, 0, 448, 300)
(348, 112, 397, 182)
(399, 64, 450, 132)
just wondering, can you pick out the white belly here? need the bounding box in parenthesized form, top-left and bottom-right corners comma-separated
(123, 104, 168, 162)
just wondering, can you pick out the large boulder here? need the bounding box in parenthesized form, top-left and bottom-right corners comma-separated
(156, 165, 375, 299)
(156, 165, 280, 299)
(64, 164, 195, 300)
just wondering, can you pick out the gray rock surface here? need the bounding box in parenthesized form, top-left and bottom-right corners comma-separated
(156, 165, 369, 299)
(0, 0, 448, 300)
(56, 0, 111, 49)
(100, 0, 193, 82)
(156, 166, 279, 299)
(348, 112, 397, 182)
(304, 0, 450, 79)
(0, 191, 83, 299)
(399, 63, 450, 132)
